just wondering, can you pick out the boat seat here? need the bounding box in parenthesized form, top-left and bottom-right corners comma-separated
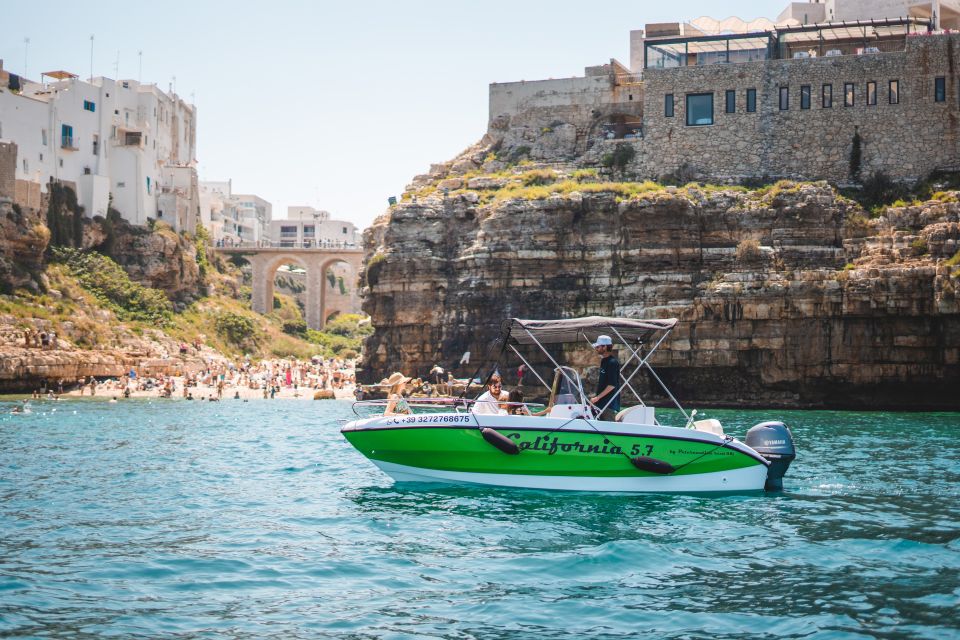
(692, 418, 724, 436)
(615, 405, 655, 424)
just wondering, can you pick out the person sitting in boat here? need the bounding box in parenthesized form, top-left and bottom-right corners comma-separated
(506, 387, 550, 416)
(384, 372, 413, 416)
(471, 374, 505, 415)
(506, 388, 530, 415)
(589, 335, 621, 421)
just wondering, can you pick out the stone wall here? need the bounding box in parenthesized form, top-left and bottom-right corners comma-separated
(0, 141, 15, 199)
(639, 34, 960, 182)
(488, 73, 643, 160)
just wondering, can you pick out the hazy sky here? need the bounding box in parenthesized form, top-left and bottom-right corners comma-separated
(3, 0, 785, 229)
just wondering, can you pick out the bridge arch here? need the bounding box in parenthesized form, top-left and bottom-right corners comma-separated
(214, 246, 364, 330)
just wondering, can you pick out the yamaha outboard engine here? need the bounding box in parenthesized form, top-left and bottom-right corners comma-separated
(745, 421, 796, 491)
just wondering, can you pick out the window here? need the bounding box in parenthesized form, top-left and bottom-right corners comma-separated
(844, 83, 855, 106)
(92, 134, 99, 156)
(303, 225, 315, 236)
(686, 93, 714, 126)
(41, 129, 48, 146)
(935, 77, 946, 103)
(822, 84, 833, 108)
(83, 100, 95, 112)
(61, 124, 74, 148)
(23, 159, 28, 172)
(146, 176, 151, 195)
(889, 80, 900, 104)
(725, 90, 736, 114)
(342, 226, 348, 234)
(800, 85, 811, 110)
(746, 88, 757, 113)
(665, 94, 674, 117)
(867, 81, 877, 106)
(779, 86, 789, 110)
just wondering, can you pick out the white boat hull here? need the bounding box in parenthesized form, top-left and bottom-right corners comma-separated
(372, 459, 770, 493)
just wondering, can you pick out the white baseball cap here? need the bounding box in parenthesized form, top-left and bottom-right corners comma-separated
(592, 335, 613, 348)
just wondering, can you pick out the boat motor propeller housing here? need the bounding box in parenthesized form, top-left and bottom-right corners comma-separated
(745, 421, 796, 491)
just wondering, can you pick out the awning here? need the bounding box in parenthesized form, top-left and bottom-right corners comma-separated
(41, 70, 78, 80)
(500, 316, 678, 346)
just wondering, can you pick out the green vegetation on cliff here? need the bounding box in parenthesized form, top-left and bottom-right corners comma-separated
(50, 247, 173, 325)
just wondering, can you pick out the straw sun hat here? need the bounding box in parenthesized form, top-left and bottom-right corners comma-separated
(384, 372, 412, 387)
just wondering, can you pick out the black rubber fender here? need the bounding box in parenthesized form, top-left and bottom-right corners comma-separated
(631, 456, 675, 474)
(481, 428, 520, 455)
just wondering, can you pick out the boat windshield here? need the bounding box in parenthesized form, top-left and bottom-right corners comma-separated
(550, 367, 586, 406)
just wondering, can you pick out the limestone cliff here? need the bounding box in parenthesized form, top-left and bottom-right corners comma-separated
(361, 153, 960, 409)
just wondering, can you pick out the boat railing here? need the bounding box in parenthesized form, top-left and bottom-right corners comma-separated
(350, 398, 548, 418)
(350, 397, 474, 418)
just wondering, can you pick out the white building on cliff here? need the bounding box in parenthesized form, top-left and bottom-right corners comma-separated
(199, 180, 273, 246)
(268, 206, 360, 248)
(0, 61, 199, 232)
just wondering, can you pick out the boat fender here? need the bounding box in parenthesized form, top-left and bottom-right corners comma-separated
(481, 428, 520, 455)
(631, 456, 676, 474)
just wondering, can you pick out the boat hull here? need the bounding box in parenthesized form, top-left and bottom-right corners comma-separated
(341, 414, 770, 493)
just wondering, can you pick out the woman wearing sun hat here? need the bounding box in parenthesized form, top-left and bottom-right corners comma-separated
(384, 372, 412, 415)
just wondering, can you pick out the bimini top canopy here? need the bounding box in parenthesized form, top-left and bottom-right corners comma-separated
(500, 316, 678, 346)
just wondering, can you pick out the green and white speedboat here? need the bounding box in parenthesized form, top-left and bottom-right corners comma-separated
(342, 317, 796, 493)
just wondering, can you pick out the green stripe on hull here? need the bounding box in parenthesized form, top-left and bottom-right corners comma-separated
(343, 427, 762, 478)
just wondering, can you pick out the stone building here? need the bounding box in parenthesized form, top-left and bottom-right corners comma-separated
(487, 0, 960, 184)
(639, 29, 959, 182)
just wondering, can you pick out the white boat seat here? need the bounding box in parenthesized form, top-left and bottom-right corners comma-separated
(692, 418, 725, 436)
(615, 405, 656, 425)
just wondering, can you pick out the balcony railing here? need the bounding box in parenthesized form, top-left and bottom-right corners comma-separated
(60, 136, 76, 150)
(213, 239, 361, 250)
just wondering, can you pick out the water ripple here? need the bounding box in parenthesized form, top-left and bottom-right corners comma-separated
(1, 400, 958, 638)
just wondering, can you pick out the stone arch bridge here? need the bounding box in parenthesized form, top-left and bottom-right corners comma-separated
(212, 245, 364, 330)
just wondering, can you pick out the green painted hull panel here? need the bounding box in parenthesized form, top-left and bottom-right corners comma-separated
(342, 426, 762, 478)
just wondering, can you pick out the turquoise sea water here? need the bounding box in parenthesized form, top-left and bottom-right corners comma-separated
(1, 399, 958, 639)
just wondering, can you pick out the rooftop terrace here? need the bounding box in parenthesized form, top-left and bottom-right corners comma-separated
(644, 17, 933, 69)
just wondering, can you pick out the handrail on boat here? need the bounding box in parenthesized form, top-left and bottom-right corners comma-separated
(350, 398, 547, 418)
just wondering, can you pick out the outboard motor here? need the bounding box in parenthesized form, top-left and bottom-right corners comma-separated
(745, 421, 796, 491)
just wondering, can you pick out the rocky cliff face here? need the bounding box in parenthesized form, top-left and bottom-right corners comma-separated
(361, 154, 960, 409)
(83, 217, 203, 304)
(0, 198, 50, 293)
(0, 187, 208, 390)
(0, 196, 203, 305)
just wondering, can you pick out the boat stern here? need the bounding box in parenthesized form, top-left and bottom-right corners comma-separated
(745, 421, 796, 491)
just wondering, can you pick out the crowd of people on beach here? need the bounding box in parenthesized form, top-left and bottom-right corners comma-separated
(26, 356, 357, 403)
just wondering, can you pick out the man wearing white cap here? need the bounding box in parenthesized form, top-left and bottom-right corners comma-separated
(589, 335, 620, 421)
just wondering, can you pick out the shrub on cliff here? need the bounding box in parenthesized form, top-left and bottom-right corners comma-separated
(365, 253, 387, 287)
(193, 224, 211, 282)
(325, 313, 373, 339)
(521, 169, 557, 186)
(735, 239, 762, 263)
(215, 311, 260, 350)
(49, 247, 173, 325)
(600, 143, 636, 174)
